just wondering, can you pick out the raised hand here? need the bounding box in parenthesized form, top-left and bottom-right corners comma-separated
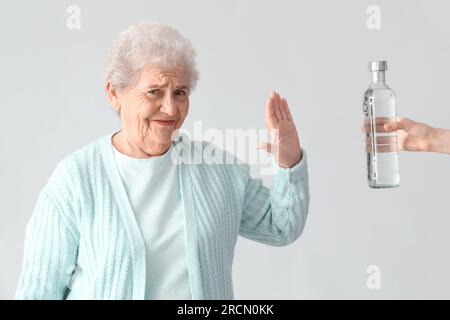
(257, 91, 302, 168)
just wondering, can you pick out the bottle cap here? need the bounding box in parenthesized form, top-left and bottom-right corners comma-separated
(368, 61, 388, 72)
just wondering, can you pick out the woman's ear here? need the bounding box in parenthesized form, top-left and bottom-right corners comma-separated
(105, 81, 121, 114)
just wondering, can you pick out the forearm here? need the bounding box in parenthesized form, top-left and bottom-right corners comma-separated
(267, 148, 310, 244)
(430, 127, 450, 154)
(239, 148, 310, 246)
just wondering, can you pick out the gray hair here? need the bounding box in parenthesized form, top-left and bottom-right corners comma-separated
(105, 21, 199, 92)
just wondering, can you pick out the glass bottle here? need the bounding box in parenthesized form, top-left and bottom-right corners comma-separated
(362, 61, 400, 188)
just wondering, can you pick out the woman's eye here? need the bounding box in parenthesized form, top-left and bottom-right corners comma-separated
(175, 90, 186, 96)
(148, 89, 159, 95)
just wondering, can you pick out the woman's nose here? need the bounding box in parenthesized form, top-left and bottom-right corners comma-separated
(160, 94, 177, 116)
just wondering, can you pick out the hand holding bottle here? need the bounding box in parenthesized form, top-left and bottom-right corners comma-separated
(383, 117, 450, 155)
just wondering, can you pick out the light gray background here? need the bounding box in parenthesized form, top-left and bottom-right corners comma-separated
(1, 0, 449, 299)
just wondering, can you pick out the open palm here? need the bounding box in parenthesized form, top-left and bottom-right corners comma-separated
(257, 91, 302, 168)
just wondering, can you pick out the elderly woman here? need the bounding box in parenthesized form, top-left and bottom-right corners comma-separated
(16, 22, 310, 300)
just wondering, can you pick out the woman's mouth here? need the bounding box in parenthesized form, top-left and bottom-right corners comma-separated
(152, 120, 175, 126)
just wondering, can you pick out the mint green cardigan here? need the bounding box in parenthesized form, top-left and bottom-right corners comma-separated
(16, 131, 310, 300)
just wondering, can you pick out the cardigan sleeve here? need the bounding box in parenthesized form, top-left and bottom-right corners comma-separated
(15, 189, 79, 300)
(238, 148, 310, 246)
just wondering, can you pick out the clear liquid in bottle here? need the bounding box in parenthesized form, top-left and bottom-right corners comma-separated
(362, 61, 400, 188)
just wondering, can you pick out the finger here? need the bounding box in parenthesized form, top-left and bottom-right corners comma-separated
(279, 96, 288, 121)
(276, 93, 287, 120)
(384, 121, 398, 132)
(383, 117, 402, 132)
(382, 117, 414, 132)
(363, 117, 398, 133)
(365, 135, 398, 146)
(366, 143, 398, 153)
(364, 117, 395, 126)
(284, 99, 293, 121)
(265, 94, 278, 127)
(284, 98, 293, 122)
(273, 91, 284, 121)
(363, 123, 393, 133)
(256, 141, 272, 154)
(395, 117, 414, 131)
(280, 97, 292, 121)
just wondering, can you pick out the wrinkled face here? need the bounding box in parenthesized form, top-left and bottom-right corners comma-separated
(115, 65, 190, 146)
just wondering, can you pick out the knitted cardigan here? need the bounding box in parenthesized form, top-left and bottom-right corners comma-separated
(15, 131, 310, 300)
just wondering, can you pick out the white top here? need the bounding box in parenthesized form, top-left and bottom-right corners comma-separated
(113, 141, 192, 300)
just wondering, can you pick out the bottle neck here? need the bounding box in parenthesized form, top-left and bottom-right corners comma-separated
(372, 71, 386, 84)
